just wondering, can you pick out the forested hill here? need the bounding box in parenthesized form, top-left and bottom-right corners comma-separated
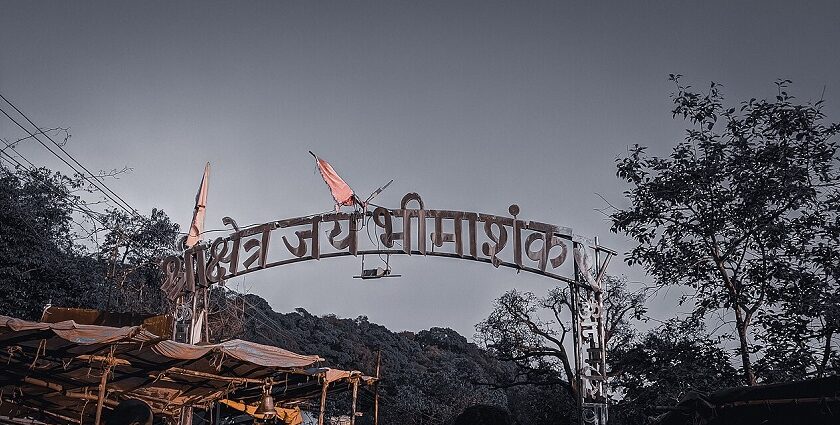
(231, 293, 570, 425)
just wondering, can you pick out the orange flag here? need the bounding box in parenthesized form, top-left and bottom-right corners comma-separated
(311, 152, 356, 209)
(186, 163, 210, 248)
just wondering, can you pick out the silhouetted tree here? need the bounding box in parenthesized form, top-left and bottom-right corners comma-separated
(475, 276, 645, 423)
(0, 165, 103, 319)
(0, 162, 180, 319)
(97, 208, 179, 314)
(612, 76, 840, 385)
(609, 318, 740, 425)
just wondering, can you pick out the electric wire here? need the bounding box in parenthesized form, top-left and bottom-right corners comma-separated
(0, 104, 137, 218)
(0, 95, 140, 218)
(0, 127, 66, 154)
(217, 285, 300, 343)
(0, 140, 114, 233)
(0, 93, 139, 215)
(1, 137, 36, 169)
(0, 148, 26, 170)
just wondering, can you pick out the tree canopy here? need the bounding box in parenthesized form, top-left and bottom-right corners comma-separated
(612, 76, 840, 385)
(0, 162, 180, 319)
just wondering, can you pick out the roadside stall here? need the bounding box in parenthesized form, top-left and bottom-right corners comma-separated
(0, 315, 374, 425)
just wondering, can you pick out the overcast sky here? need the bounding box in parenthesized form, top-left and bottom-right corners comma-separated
(2, 1, 839, 337)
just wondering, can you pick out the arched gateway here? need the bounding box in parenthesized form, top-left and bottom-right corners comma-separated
(160, 192, 614, 424)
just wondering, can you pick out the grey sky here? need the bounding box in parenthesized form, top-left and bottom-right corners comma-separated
(2, 1, 839, 337)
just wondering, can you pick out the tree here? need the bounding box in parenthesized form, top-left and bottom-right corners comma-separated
(475, 276, 645, 419)
(609, 318, 741, 425)
(0, 164, 104, 319)
(612, 77, 840, 385)
(756, 192, 840, 380)
(97, 208, 180, 314)
(0, 161, 180, 319)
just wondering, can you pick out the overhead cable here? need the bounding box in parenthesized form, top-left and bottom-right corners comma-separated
(0, 94, 140, 218)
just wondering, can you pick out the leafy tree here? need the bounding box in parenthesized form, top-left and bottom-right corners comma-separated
(97, 208, 180, 314)
(0, 164, 104, 319)
(612, 76, 840, 385)
(757, 195, 840, 380)
(609, 318, 740, 425)
(475, 287, 578, 396)
(0, 161, 180, 319)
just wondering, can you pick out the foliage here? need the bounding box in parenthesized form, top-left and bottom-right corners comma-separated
(475, 287, 578, 394)
(609, 318, 741, 425)
(97, 208, 180, 314)
(0, 165, 103, 319)
(612, 76, 840, 385)
(0, 163, 180, 319)
(235, 295, 513, 425)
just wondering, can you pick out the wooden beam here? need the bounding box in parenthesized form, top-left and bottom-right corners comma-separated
(318, 380, 328, 425)
(350, 378, 359, 425)
(164, 367, 264, 384)
(93, 361, 112, 425)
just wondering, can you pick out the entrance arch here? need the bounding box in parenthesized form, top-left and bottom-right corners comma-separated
(160, 192, 614, 424)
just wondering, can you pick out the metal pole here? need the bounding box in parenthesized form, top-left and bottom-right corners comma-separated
(318, 380, 328, 425)
(172, 295, 181, 341)
(350, 377, 359, 425)
(189, 292, 198, 343)
(203, 286, 210, 343)
(374, 351, 381, 425)
(572, 242, 583, 425)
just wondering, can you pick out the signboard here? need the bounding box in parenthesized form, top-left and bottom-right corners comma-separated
(160, 192, 613, 423)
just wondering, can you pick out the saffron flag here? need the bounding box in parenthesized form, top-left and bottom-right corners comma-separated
(186, 162, 210, 248)
(312, 152, 356, 209)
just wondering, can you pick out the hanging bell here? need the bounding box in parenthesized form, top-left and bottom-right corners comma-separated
(255, 391, 276, 419)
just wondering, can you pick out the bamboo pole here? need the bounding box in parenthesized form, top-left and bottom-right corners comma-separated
(165, 367, 263, 384)
(350, 378, 359, 425)
(318, 380, 328, 425)
(93, 361, 112, 425)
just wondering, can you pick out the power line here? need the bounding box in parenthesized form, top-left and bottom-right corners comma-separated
(0, 94, 140, 218)
(0, 127, 66, 154)
(0, 147, 26, 170)
(1, 137, 36, 169)
(217, 285, 300, 343)
(0, 104, 136, 217)
(0, 139, 113, 232)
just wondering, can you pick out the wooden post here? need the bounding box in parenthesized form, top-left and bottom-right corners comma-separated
(181, 407, 193, 425)
(374, 351, 381, 425)
(93, 360, 112, 425)
(350, 377, 359, 425)
(318, 379, 328, 425)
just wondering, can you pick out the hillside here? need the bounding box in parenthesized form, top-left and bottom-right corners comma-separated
(229, 293, 571, 425)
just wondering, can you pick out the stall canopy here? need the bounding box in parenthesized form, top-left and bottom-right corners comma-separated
(0, 315, 328, 423)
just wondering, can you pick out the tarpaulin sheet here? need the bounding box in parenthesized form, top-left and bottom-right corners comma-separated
(0, 315, 324, 423)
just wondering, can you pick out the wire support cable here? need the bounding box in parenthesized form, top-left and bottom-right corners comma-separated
(0, 94, 140, 218)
